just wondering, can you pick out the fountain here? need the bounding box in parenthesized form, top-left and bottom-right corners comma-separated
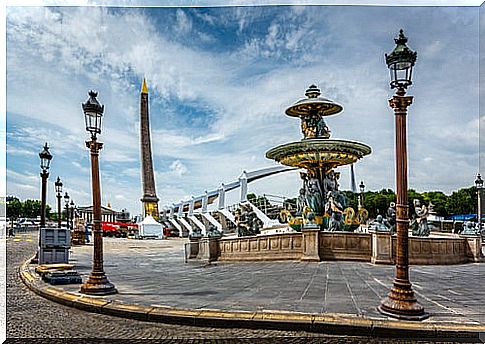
(266, 85, 371, 230)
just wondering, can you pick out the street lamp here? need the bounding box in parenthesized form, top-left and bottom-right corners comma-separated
(378, 30, 428, 320)
(359, 180, 365, 208)
(79, 90, 117, 295)
(55, 177, 63, 228)
(33, 142, 52, 264)
(64, 192, 70, 229)
(39, 143, 52, 228)
(70, 200, 75, 231)
(475, 173, 483, 236)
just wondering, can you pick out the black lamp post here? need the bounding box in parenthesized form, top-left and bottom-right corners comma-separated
(79, 90, 117, 295)
(378, 30, 427, 320)
(64, 192, 70, 229)
(33, 143, 52, 264)
(475, 173, 483, 236)
(39, 143, 52, 228)
(55, 177, 63, 228)
(70, 200, 75, 231)
(359, 180, 365, 209)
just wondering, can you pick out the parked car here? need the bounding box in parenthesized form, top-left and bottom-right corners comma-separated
(163, 227, 179, 237)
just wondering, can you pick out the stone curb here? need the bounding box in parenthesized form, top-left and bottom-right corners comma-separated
(19, 257, 485, 340)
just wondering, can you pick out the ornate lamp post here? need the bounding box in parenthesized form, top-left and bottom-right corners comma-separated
(33, 143, 52, 263)
(64, 192, 70, 229)
(55, 177, 63, 228)
(70, 200, 75, 231)
(79, 90, 117, 295)
(475, 173, 483, 236)
(39, 143, 52, 228)
(378, 30, 428, 320)
(359, 180, 365, 209)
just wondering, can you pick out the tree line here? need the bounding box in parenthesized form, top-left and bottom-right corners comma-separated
(8, 186, 478, 222)
(6, 197, 52, 220)
(250, 186, 478, 220)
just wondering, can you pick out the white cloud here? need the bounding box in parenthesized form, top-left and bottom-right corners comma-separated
(169, 160, 188, 176)
(175, 9, 192, 33)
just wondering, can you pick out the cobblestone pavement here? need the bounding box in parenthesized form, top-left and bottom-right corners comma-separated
(5, 232, 483, 343)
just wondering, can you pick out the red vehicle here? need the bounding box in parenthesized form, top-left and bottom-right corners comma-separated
(102, 221, 138, 238)
(163, 227, 179, 237)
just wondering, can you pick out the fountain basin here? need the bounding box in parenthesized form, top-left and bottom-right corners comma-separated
(266, 139, 372, 170)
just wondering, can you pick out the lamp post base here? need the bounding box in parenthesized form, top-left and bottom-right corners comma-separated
(80, 272, 118, 295)
(378, 280, 429, 321)
(30, 251, 39, 264)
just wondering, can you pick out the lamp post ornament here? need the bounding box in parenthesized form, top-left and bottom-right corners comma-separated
(378, 29, 428, 320)
(79, 90, 117, 295)
(55, 177, 63, 228)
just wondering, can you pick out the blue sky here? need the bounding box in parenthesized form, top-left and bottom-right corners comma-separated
(5, 2, 483, 216)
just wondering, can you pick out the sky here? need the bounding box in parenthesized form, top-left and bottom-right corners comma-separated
(4, 1, 484, 217)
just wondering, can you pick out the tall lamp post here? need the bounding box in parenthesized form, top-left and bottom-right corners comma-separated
(475, 173, 483, 236)
(55, 177, 63, 228)
(70, 200, 75, 231)
(39, 143, 52, 228)
(378, 29, 428, 320)
(358, 180, 365, 209)
(79, 90, 117, 295)
(33, 143, 52, 263)
(64, 192, 70, 229)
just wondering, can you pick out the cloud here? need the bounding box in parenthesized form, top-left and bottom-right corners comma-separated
(6, 5, 480, 215)
(169, 160, 188, 176)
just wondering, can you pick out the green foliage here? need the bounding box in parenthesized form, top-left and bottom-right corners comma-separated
(6, 198, 51, 220)
(444, 187, 476, 216)
(345, 187, 476, 219)
(283, 197, 297, 211)
(341, 191, 358, 210)
(6, 197, 22, 219)
(361, 189, 395, 218)
(422, 191, 448, 216)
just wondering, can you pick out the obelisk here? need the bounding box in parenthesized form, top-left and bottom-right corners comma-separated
(140, 78, 159, 219)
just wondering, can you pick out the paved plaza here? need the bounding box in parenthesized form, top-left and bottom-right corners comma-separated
(58, 237, 484, 325)
(8, 232, 485, 342)
(13, 234, 482, 343)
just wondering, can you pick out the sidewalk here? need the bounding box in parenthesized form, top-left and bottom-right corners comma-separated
(20, 237, 485, 340)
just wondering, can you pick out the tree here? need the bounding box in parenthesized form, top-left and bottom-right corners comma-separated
(422, 191, 448, 217)
(7, 199, 52, 219)
(6, 197, 21, 220)
(445, 187, 476, 216)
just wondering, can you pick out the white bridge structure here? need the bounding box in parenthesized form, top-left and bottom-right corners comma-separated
(160, 166, 296, 237)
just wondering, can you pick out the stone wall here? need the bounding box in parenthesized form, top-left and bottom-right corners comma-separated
(319, 232, 372, 261)
(392, 236, 469, 265)
(219, 233, 302, 261)
(209, 231, 481, 265)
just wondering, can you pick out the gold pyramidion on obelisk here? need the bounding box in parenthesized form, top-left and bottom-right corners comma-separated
(141, 77, 148, 94)
(139, 78, 159, 219)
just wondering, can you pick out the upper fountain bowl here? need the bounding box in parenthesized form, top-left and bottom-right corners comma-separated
(285, 85, 343, 118)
